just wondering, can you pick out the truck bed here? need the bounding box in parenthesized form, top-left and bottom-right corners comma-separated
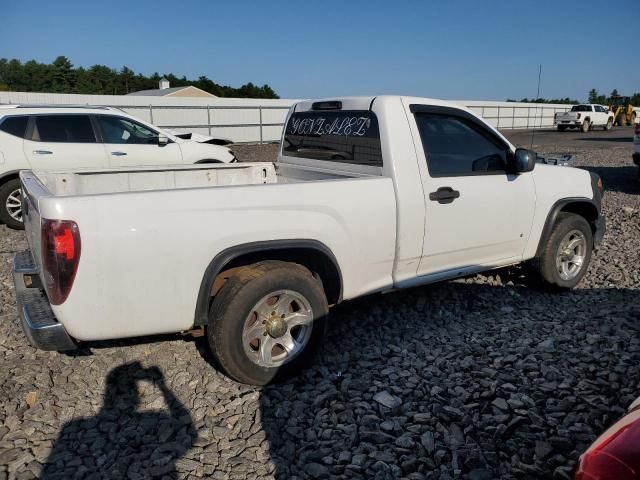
(20, 161, 396, 341)
(32, 162, 370, 197)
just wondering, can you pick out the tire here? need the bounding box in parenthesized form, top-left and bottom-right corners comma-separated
(557, 125, 566, 132)
(531, 212, 593, 290)
(207, 260, 329, 385)
(604, 118, 612, 131)
(581, 120, 590, 133)
(0, 178, 24, 230)
(616, 115, 626, 127)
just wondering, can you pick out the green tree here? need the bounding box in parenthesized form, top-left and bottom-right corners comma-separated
(51, 56, 75, 93)
(0, 56, 280, 98)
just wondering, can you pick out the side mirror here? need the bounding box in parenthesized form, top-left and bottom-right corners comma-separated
(157, 135, 169, 146)
(511, 148, 537, 173)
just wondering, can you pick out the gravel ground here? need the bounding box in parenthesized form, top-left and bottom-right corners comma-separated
(1, 135, 639, 480)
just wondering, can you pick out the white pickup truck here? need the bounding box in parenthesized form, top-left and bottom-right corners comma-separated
(12, 96, 605, 385)
(554, 104, 615, 132)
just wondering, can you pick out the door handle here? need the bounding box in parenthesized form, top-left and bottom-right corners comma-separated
(429, 186, 460, 204)
(33, 150, 52, 155)
(111, 151, 127, 156)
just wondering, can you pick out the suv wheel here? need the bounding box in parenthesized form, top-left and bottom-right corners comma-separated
(581, 120, 590, 133)
(207, 260, 329, 385)
(532, 212, 593, 290)
(0, 179, 24, 230)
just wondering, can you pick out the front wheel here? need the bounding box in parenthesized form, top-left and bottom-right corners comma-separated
(0, 178, 24, 230)
(604, 119, 613, 131)
(207, 260, 328, 385)
(531, 212, 593, 290)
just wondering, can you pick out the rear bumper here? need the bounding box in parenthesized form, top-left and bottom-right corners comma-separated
(12, 251, 76, 351)
(633, 152, 640, 166)
(555, 120, 581, 126)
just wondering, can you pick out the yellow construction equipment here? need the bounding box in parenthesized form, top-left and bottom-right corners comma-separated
(608, 96, 637, 126)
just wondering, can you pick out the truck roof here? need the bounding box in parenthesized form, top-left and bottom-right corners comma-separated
(293, 95, 469, 113)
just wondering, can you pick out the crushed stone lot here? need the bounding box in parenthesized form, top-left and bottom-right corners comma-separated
(1, 131, 640, 479)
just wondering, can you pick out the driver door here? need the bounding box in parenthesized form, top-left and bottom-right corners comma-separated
(407, 105, 536, 276)
(94, 115, 183, 167)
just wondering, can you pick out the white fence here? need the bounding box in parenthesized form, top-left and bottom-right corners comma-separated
(0, 91, 572, 143)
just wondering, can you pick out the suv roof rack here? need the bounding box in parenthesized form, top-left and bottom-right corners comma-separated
(12, 104, 115, 110)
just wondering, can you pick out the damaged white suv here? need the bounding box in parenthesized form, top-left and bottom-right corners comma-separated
(0, 105, 236, 228)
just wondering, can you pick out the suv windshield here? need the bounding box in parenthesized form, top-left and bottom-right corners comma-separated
(283, 110, 383, 166)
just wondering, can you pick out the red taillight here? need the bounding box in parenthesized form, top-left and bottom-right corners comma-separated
(577, 113, 581, 119)
(41, 219, 81, 305)
(575, 414, 640, 480)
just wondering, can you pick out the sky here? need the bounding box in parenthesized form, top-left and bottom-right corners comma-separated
(1, 0, 639, 101)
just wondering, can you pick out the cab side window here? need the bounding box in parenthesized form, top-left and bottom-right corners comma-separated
(414, 113, 508, 177)
(32, 115, 96, 143)
(96, 116, 160, 145)
(0, 116, 29, 138)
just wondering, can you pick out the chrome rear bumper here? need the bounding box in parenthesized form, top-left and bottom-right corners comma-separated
(12, 251, 76, 351)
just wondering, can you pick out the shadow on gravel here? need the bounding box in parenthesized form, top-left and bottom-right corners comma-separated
(580, 165, 639, 195)
(259, 279, 640, 479)
(41, 361, 196, 479)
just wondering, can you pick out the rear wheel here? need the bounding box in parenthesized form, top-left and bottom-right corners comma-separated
(581, 120, 590, 133)
(207, 260, 329, 385)
(531, 212, 593, 290)
(0, 178, 24, 230)
(616, 114, 627, 127)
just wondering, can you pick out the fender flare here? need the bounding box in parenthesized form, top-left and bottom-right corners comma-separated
(534, 196, 599, 257)
(194, 239, 343, 326)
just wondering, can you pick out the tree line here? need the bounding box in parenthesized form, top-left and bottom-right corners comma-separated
(587, 89, 640, 106)
(506, 97, 580, 104)
(508, 89, 640, 105)
(0, 56, 279, 99)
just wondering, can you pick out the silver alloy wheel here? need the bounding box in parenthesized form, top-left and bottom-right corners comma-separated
(555, 229, 587, 281)
(242, 289, 314, 368)
(5, 188, 22, 223)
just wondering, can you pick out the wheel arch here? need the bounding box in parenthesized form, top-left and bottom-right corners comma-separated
(0, 169, 21, 185)
(194, 239, 343, 326)
(535, 198, 599, 257)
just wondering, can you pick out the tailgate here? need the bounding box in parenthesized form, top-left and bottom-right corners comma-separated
(19, 171, 48, 273)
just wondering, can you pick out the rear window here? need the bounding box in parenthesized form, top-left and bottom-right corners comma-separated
(283, 110, 383, 167)
(571, 105, 591, 112)
(0, 116, 29, 138)
(33, 115, 96, 143)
